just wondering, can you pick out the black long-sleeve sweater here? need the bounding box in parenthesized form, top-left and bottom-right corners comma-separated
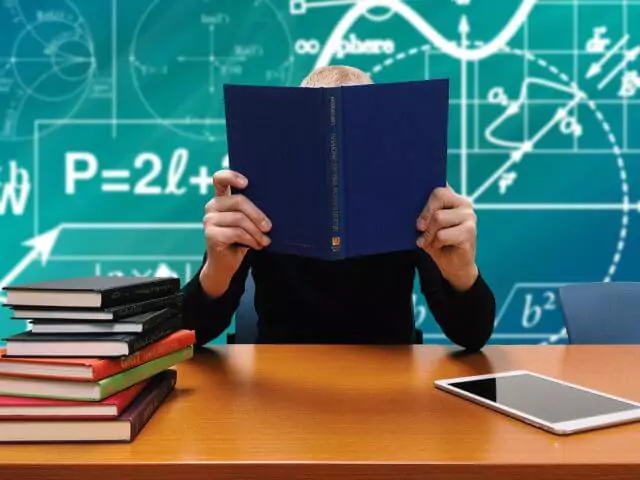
(181, 248, 495, 350)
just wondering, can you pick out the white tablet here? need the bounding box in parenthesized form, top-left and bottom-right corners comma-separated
(434, 370, 640, 435)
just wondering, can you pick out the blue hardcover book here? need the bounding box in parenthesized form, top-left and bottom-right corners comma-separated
(223, 78, 449, 260)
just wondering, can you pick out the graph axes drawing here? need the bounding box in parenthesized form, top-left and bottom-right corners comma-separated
(0, 227, 61, 299)
(0, 222, 202, 304)
(475, 202, 640, 211)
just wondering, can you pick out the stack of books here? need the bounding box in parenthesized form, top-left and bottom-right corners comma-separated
(0, 276, 195, 442)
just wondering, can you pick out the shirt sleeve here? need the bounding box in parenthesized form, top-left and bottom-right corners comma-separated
(415, 250, 496, 351)
(181, 251, 252, 346)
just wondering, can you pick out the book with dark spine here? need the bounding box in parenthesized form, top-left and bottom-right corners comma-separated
(0, 330, 195, 381)
(3, 315, 184, 357)
(30, 308, 180, 334)
(0, 369, 178, 443)
(9, 293, 183, 321)
(3, 276, 180, 309)
(224, 78, 449, 260)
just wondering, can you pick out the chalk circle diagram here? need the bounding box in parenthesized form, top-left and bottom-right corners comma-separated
(314, 0, 631, 344)
(0, 0, 96, 142)
(130, 0, 295, 142)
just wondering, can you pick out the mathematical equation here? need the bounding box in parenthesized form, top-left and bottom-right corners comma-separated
(35, 121, 229, 229)
(585, 27, 640, 97)
(496, 285, 565, 341)
(65, 149, 219, 197)
(94, 261, 197, 284)
(295, 33, 395, 60)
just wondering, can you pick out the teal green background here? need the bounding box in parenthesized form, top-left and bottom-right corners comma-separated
(0, 0, 639, 345)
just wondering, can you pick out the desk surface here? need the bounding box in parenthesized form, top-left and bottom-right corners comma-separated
(1, 345, 640, 480)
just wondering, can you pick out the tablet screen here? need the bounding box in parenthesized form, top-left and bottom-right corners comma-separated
(448, 373, 639, 423)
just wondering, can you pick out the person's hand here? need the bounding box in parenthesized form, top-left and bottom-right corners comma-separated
(416, 186, 479, 292)
(199, 170, 272, 297)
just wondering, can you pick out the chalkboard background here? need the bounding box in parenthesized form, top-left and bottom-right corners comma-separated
(1, 0, 639, 345)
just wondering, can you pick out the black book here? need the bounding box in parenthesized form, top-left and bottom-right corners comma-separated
(10, 293, 183, 321)
(2, 276, 180, 309)
(29, 308, 179, 334)
(2, 315, 183, 357)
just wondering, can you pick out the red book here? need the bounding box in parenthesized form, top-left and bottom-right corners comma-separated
(0, 378, 148, 419)
(0, 370, 177, 442)
(0, 329, 195, 381)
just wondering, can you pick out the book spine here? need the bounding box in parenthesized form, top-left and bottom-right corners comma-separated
(127, 370, 177, 441)
(128, 315, 183, 354)
(326, 87, 345, 260)
(101, 278, 180, 308)
(99, 346, 193, 400)
(111, 294, 183, 320)
(133, 307, 177, 331)
(92, 329, 196, 381)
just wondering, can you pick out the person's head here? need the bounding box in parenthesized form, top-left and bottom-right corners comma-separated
(300, 65, 373, 88)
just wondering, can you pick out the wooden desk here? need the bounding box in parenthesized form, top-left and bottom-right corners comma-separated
(1, 345, 640, 479)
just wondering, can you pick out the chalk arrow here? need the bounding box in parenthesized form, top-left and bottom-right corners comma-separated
(458, 15, 470, 34)
(506, 102, 521, 116)
(586, 34, 629, 79)
(586, 63, 600, 79)
(458, 15, 470, 46)
(598, 46, 640, 90)
(627, 46, 640, 62)
(0, 227, 62, 296)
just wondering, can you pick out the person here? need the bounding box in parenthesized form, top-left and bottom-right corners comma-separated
(181, 65, 496, 349)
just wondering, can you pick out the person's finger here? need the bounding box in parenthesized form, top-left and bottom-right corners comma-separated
(205, 225, 263, 251)
(421, 207, 475, 245)
(212, 170, 248, 197)
(209, 194, 272, 233)
(422, 208, 464, 238)
(205, 211, 270, 247)
(428, 221, 476, 250)
(417, 187, 470, 231)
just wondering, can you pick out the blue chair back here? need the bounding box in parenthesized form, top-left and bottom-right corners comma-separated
(558, 282, 640, 344)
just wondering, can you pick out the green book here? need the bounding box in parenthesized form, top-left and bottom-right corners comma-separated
(0, 346, 193, 401)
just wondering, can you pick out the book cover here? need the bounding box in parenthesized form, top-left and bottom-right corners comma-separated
(223, 78, 449, 260)
(121, 368, 177, 442)
(0, 378, 149, 419)
(8, 293, 183, 321)
(3, 276, 180, 308)
(0, 346, 192, 401)
(0, 330, 196, 381)
(3, 315, 184, 357)
(98, 347, 189, 400)
(0, 370, 176, 442)
(30, 307, 179, 334)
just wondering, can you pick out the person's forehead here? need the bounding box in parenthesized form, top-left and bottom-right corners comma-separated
(301, 64, 371, 82)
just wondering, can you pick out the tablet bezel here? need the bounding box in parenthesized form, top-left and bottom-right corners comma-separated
(434, 370, 640, 435)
